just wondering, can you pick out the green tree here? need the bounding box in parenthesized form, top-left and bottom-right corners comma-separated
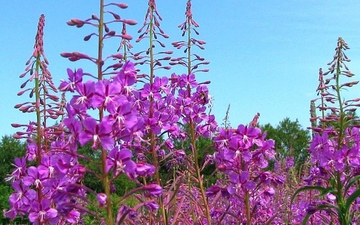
(261, 118, 310, 169)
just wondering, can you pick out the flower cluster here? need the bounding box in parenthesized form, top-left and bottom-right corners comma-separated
(206, 122, 283, 224)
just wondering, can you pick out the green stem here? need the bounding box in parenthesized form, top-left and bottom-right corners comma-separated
(245, 191, 251, 225)
(34, 57, 42, 164)
(97, 1, 113, 224)
(335, 49, 344, 147)
(334, 39, 349, 225)
(34, 55, 45, 225)
(148, 6, 167, 225)
(186, 16, 212, 224)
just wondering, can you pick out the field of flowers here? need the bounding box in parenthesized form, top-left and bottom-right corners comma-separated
(4, 1, 360, 224)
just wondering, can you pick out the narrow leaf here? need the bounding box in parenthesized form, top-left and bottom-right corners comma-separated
(302, 214, 312, 225)
(345, 188, 360, 212)
(345, 175, 360, 194)
(291, 186, 328, 204)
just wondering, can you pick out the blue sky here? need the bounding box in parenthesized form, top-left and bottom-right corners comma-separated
(1, 1, 360, 138)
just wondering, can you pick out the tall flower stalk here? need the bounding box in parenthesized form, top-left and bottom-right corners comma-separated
(171, 0, 212, 223)
(133, 1, 173, 223)
(6, 14, 64, 225)
(62, 2, 138, 224)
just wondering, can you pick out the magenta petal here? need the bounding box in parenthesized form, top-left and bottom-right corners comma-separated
(124, 160, 136, 175)
(99, 120, 112, 134)
(242, 151, 252, 162)
(118, 149, 132, 160)
(244, 181, 256, 190)
(97, 193, 107, 207)
(239, 171, 249, 183)
(29, 212, 39, 222)
(83, 117, 97, 133)
(78, 132, 93, 146)
(67, 210, 80, 223)
(144, 184, 162, 197)
(227, 184, 236, 195)
(4, 209, 17, 219)
(46, 208, 58, 219)
(27, 166, 38, 178)
(229, 172, 239, 183)
(100, 136, 114, 150)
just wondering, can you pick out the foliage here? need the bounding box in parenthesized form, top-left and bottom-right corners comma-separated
(261, 118, 310, 170)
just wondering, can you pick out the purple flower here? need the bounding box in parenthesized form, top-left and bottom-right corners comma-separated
(136, 162, 155, 177)
(5, 157, 27, 182)
(106, 146, 136, 177)
(29, 199, 58, 224)
(145, 201, 159, 211)
(38, 155, 55, 178)
(141, 83, 161, 101)
(234, 125, 261, 149)
(227, 171, 256, 194)
(23, 166, 48, 189)
(144, 184, 162, 197)
(206, 185, 222, 197)
(79, 117, 114, 150)
(97, 193, 107, 207)
(8, 181, 37, 212)
(70, 80, 95, 109)
(92, 79, 122, 109)
(115, 61, 137, 86)
(66, 209, 80, 224)
(105, 95, 138, 130)
(26, 139, 37, 161)
(285, 156, 294, 168)
(178, 73, 198, 88)
(59, 68, 83, 92)
(63, 117, 82, 145)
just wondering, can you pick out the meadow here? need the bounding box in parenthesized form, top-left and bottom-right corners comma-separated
(2, 1, 360, 224)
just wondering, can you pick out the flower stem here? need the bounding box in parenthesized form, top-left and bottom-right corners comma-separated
(34, 54, 45, 225)
(245, 191, 251, 225)
(186, 16, 211, 224)
(97, 1, 113, 224)
(148, 5, 167, 224)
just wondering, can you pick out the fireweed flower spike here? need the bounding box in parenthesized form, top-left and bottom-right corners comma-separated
(133, 0, 172, 78)
(61, 2, 137, 78)
(131, 1, 175, 223)
(6, 14, 72, 225)
(171, 0, 210, 75)
(61, 5, 138, 224)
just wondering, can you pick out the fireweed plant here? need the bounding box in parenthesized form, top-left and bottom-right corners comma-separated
(292, 37, 360, 224)
(205, 118, 285, 225)
(129, 0, 174, 223)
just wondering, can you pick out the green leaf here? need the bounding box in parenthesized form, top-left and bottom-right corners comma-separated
(302, 213, 312, 225)
(345, 188, 360, 212)
(316, 203, 339, 215)
(301, 203, 339, 225)
(345, 175, 360, 194)
(291, 186, 328, 204)
(319, 187, 336, 198)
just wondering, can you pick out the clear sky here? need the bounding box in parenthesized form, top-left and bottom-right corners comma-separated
(1, 1, 360, 138)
